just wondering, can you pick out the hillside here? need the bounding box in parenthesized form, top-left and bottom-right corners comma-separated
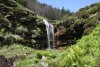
(56, 2, 100, 47)
(15, 0, 73, 20)
(1, 24, 100, 67)
(0, 0, 49, 49)
(0, 0, 100, 67)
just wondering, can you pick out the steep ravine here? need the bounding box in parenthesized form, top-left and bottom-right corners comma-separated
(0, 0, 100, 49)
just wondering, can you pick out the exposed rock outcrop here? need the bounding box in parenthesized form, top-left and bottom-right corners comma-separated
(0, 0, 100, 49)
(0, 0, 48, 49)
(54, 3, 100, 47)
(0, 55, 14, 67)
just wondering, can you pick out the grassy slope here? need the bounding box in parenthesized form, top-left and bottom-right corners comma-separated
(0, 24, 100, 67)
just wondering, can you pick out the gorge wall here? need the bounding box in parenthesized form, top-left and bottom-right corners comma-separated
(54, 2, 100, 47)
(0, 0, 49, 49)
(0, 0, 100, 49)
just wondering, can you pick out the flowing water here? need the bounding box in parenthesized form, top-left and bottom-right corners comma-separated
(43, 20, 55, 49)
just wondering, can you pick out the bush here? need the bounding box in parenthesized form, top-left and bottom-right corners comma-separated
(14, 0, 26, 6)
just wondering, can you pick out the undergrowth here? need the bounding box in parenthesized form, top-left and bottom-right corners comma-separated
(0, 25, 100, 67)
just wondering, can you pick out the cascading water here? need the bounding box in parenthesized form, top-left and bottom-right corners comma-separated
(43, 19, 55, 49)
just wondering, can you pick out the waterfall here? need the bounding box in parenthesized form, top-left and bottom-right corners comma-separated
(43, 19, 55, 49)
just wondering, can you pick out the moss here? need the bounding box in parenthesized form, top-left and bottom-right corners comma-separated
(0, 0, 45, 48)
(0, 1, 100, 66)
(0, 25, 100, 66)
(57, 2, 100, 47)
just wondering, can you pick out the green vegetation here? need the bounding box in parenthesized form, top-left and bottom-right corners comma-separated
(0, 25, 100, 67)
(58, 2, 100, 45)
(0, 0, 46, 49)
(0, 0, 100, 67)
(15, 0, 73, 20)
(15, 0, 26, 6)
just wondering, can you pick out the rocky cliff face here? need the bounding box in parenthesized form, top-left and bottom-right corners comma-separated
(0, 0, 100, 49)
(0, 0, 48, 49)
(55, 2, 100, 47)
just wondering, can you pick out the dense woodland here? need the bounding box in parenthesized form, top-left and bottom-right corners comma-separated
(0, 0, 100, 67)
(15, 0, 73, 20)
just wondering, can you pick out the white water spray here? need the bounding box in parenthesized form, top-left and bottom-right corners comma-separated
(43, 20, 55, 49)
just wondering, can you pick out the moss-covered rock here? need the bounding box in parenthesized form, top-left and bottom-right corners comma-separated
(55, 2, 100, 47)
(0, 0, 48, 49)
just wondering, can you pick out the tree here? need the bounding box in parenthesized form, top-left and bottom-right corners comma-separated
(15, 0, 26, 6)
(15, 0, 73, 20)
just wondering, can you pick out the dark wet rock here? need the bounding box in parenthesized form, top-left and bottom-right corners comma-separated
(0, 55, 26, 67)
(0, 55, 14, 67)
